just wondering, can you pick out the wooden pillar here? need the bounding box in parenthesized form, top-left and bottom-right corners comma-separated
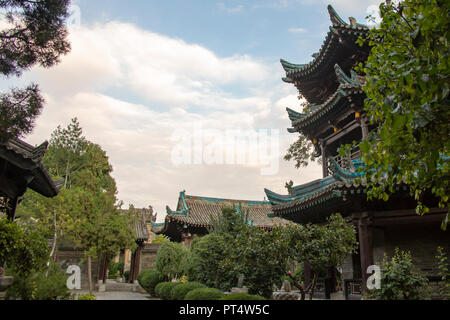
(7, 197, 19, 222)
(321, 141, 328, 178)
(358, 212, 374, 295)
(129, 251, 136, 283)
(98, 257, 104, 283)
(134, 244, 142, 281)
(102, 258, 108, 283)
(182, 233, 194, 247)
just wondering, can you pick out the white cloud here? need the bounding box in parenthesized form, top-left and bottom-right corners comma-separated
(288, 27, 308, 34)
(217, 2, 245, 14)
(6, 21, 321, 221)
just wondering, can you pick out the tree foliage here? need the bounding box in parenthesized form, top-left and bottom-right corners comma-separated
(0, 84, 44, 142)
(0, 0, 71, 140)
(356, 0, 449, 228)
(227, 214, 357, 299)
(15, 119, 136, 291)
(156, 241, 187, 280)
(284, 98, 318, 169)
(183, 207, 250, 290)
(184, 233, 236, 291)
(0, 216, 49, 277)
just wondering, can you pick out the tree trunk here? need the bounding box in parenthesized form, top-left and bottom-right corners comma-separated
(309, 273, 318, 300)
(64, 159, 70, 189)
(87, 256, 93, 293)
(48, 211, 57, 266)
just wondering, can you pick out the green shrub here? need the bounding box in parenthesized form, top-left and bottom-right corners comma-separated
(117, 261, 124, 277)
(7, 263, 70, 300)
(367, 248, 431, 300)
(219, 293, 266, 300)
(184, 288, 224, 300)
(171, 282, 206, 300)
(33, 263, 70, 300)
(123, 270, 130, 282)
(108, 261, 124, 278)
(137, 269, 163, 294)
(78, 294, 96, 300)
(155, 282, 182, 300)
(155, 281, 166, 297)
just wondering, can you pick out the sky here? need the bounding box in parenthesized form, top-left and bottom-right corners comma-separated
(0, 0, 382, 222)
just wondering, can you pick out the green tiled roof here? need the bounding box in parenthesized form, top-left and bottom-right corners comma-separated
(264, 158, 366, 214)
(153, 191, 293, 234)
(286, 63, 364, 133)
(281, 5, 369, 82)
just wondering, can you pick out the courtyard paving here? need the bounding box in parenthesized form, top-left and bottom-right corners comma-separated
(94, 291, 154, 300)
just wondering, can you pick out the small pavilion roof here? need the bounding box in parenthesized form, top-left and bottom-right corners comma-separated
(132, 214, 150, 242)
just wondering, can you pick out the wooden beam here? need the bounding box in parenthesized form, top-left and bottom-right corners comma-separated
(324, 120, 360, 146)
(372, 213, 447, 227)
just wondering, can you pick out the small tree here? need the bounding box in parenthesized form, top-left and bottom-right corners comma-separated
(185, 233, 237, 291)
(156, 242, 187, 281)
(229, 214, 357, 300)
(435, 246, 449, 299)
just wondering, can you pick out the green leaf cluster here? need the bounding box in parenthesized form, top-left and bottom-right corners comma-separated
(356, 0, 449, 228)
(155, 241, 188, 280)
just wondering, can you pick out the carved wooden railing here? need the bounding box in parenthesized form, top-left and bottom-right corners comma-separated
(327, 146, 362, 176)
(344, 279, 363, 300)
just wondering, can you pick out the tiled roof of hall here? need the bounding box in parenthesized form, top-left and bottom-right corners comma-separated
(156, 191, 293, 231)
(0, 138, 64, 198)
(264, 157, 366, 211)
(281, 5, 369, 83)
(286, 64, 365, 133)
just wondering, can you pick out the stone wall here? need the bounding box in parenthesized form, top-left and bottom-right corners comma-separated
(139, 243, 161, 272)
(55, 248, 99, 290)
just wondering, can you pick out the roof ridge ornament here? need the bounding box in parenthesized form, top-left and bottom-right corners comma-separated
(286, 107, 307, 122)
(334, 64, 361, 86)
(327, 5, 347, 26)
(280, 59, 307, 72)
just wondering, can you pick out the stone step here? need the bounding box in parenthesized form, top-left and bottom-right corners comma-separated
(102, 281, 144, 293)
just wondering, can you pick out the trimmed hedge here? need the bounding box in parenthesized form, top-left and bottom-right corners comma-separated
(137, 269, 163, 294)
(219, 293, 266, 300)
(171, 282, 206, 300)
(155, 282, 182, 300)
(184, 288, 224, 300)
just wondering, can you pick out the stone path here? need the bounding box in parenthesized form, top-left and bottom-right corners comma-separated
(94, 291, 152, 300)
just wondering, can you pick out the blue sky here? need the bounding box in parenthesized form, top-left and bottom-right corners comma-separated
(1, 0, 382, 220)
(75, 0, 376, 61)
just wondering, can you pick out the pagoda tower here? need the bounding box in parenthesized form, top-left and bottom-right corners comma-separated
(264, 5, 449, 300)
